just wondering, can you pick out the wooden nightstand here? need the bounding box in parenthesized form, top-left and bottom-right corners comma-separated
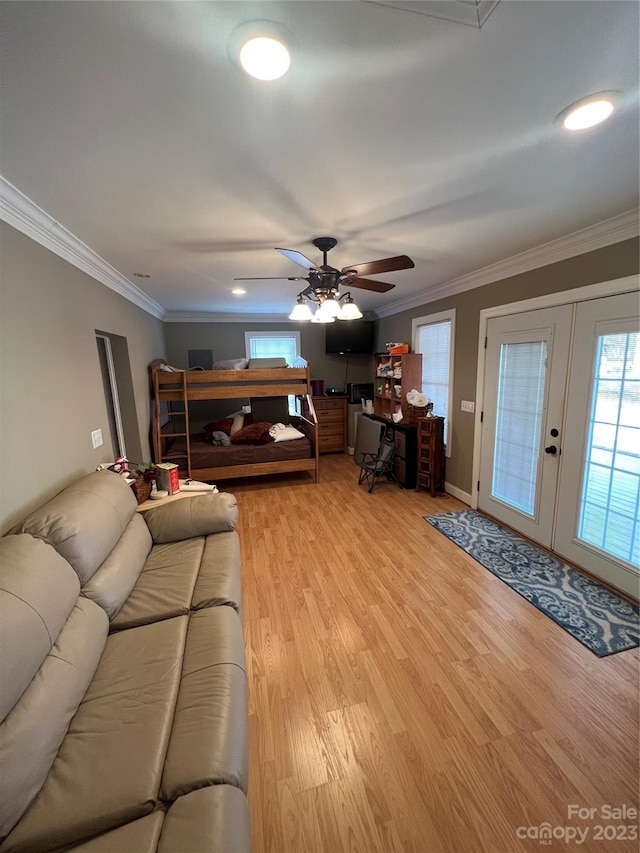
(313, 396, 348, 454)
(415, 417, 445, 496)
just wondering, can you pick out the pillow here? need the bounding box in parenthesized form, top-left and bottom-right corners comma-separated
(212, 358, 249, 371)
(211, 431, 231, 446)
(247, 357, 287, 369)
(204, 417, 234, 437)
(231, 422, 273, 445)
(269, 423, 305, 442)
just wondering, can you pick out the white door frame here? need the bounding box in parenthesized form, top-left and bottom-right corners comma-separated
(96, 333, 127, 458)
(471, 275, 639, 511)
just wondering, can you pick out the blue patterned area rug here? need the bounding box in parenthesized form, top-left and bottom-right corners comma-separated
(424, 509, 639, 657)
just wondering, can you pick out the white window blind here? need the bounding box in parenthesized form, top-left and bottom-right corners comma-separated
(244, 332, 302, 414)
(491, 340, 547, 516)
(578, 331, 640, 564)
(415, 316, 453, 446)
(245, 332, 300, 363)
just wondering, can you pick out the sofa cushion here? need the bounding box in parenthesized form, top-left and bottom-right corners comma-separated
(81, 513, 152, 618)
(109, 531, 243, 631)
(66, 787, 251, 853)
(64, 812, 164, 853)
(1, 617, 189, 852)
(157, 786, 251, 853)
(109, 538, 205, 630)
(191, 531, 242, 616)
(0, 535, 80, 720)
(143, 492, 238, 544)
(0, 597, 108, 845)
(14, 471, 137, 585)
(160, 606, 247, 801)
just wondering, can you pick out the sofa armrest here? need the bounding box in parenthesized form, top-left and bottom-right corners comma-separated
(142, 493, 238, 544)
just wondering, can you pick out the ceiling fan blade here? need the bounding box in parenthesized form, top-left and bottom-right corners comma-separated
(233, 276, 307, 281)
(275, 248, 319, 270)
(345, 277, 396, 293)
(341, 255, 414, 277)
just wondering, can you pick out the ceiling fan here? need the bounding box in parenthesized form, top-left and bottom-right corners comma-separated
(234, 236, 415, 322)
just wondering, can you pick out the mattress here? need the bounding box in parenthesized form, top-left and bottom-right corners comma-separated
(180, 434, 312, 469)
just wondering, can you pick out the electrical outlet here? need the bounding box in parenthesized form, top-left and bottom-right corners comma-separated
(461, 400, 475, 413)
(91, 429, 103, 449)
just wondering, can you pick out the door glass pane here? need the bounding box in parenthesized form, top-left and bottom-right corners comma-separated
(491, 341, 547, 516)
(578, 332, 640, 565)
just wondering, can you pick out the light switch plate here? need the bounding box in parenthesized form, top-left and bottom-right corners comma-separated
(461, 400, 475, 413)
(91, 429, 103, 449)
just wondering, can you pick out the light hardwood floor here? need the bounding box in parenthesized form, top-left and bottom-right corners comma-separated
(229, 455, 639, 853)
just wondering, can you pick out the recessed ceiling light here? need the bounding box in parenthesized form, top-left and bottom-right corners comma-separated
(231, 287, 246, 295)
(228, 21, 295, 82)
(240, 36, 290, 80)
(557, 92, 618, 131)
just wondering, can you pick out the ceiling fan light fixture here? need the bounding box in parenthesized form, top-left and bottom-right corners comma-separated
(289, 295, 313, 321)
(557, 92, 618, 131)
(311, 302, 336, 323)
(322, 295, 342, 319)
(339, 294, 363, 320)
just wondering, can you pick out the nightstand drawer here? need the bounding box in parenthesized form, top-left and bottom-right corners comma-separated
(313, 397, 346, 411)
(318, 421, 343, 436)
(318, 434, 344, 451)
(317, 409, 345, 424)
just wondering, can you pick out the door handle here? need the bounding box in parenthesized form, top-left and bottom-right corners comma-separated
(544, 445, 558, 455)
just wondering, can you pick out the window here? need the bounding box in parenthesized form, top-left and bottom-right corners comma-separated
(244, 331, 301, 364)
(412, 309, 455, 455)
(492, 340, 547, 515)
(578, 331, 640, 563)
(244, 331, 303, 414)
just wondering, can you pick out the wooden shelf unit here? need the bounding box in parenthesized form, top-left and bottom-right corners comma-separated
(313, 396, 347, 454)
(415, 416, 445, 496)
(373, 352, 423, 422)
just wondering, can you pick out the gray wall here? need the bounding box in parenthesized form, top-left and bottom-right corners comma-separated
(164, 320, 375, 387)
(0, 223, 166, 533)
(2, 220, 635, 530)
(377, 237, 640, 496)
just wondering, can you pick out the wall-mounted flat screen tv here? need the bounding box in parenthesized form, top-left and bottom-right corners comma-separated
(325, 320, 375, 355)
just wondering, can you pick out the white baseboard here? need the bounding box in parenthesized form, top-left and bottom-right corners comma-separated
(444, 482, 472, 506)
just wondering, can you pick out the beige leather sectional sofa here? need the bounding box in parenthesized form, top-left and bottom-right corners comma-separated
(0, 471, 250, 852)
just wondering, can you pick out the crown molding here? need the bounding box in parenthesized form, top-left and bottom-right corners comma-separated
(163, 311, 289, 323)
(0, 177, 166, 320)
(4, 174, 637, 325)
(376, 208, 640, 318)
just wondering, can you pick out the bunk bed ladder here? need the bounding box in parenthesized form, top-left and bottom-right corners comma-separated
(153, 369, 191, 478)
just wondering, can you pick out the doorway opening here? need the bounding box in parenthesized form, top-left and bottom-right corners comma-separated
(95, 332, 142, 463)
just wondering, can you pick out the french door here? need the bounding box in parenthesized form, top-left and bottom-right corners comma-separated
(478, 292, 639, 599)
(478, 306, 573, 546)
(554, 293, 639, 598)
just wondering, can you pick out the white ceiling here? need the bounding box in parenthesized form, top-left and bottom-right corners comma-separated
(1, 1, 638, 319)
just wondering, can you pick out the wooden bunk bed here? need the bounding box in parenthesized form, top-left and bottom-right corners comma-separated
(150, 360, 319, 484)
